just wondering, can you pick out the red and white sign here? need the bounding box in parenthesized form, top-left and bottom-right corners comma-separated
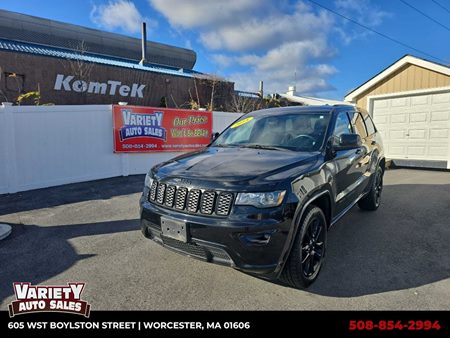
(112, 105, 213, 152)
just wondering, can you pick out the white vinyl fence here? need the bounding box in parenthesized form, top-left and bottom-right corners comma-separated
(0, 104, 242, 194)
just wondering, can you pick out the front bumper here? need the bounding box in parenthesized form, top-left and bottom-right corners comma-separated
(140, 194, 295, 277)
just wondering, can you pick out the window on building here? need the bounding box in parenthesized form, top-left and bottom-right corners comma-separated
(4, 72, 25, 93)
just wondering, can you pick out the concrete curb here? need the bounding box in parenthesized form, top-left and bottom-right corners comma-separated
(0, 223, 12, 240)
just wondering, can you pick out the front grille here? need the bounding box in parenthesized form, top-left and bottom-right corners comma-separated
(149, 181, 158, 201)
(156, 183, 166, 204)
(187, 189, 201, 212)
(161, 236, 233, 265)
(208, 246, 232, 261)
(200, 191, 215, 214)
(175, 187, 188, 210)
(216, 192, 233, 216)
(162, 236, 208, 259)
(165, 185, 176, 207)
(148, 181, 234, 216)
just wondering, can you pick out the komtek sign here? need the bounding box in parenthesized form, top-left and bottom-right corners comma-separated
(54, 74, 146, 98)
(113, 105, 212, 152)
(8, 282, 90, 317)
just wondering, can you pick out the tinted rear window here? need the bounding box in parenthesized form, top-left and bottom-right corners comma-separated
(364, 115, 376, 135)
(349, 112, 368, 138)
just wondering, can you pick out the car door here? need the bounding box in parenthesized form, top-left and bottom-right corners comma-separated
(331, 111, 366, 216)
(348, 110, 373, 195)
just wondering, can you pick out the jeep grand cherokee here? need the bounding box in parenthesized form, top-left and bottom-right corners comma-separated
(140, 105, 385, 288)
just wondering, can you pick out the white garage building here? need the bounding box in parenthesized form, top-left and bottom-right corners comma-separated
(345, 55, 450, 169)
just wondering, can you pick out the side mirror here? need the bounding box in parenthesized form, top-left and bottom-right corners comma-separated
(334, 133, 362, 150)
(211, 132, 220, 142)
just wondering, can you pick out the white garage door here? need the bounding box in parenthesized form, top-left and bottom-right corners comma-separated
(371, 90, 450, 165)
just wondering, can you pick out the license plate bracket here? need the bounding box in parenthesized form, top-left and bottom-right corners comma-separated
(161, 216, 188, 242)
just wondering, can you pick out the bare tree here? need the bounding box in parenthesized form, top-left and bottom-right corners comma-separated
(0, 68, 10, 102)
(192, 73, 225, 111)
(193, 75, 201, 108)
(61, 41, 95, 103)
(206, 74, 221, 111)
(67, 41, 95, 80)
(227, 93, 259, 114)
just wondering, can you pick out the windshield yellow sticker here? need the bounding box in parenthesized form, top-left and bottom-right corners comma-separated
(231, 117, 254, 128)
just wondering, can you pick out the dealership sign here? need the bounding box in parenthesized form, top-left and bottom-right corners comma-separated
(54, 74, 146, 98)
(113, 105, 212, 152)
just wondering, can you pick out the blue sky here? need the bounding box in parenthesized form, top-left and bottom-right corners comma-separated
(1, 0, 450, 99)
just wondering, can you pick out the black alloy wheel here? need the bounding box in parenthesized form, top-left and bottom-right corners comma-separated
(301, 216, 325, 278)
(281, 206, 327, 289)
(358, 166, 384, 211)
(373, 169, 383, 207)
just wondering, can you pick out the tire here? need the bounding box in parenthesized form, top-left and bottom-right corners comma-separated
(358, 166, 383, 211)
(280, 206, 327, 289)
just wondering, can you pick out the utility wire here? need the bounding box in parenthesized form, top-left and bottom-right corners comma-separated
(307, 0, 449, 65)
(431, 0, 450, 14)
(400, 0, 450, 31)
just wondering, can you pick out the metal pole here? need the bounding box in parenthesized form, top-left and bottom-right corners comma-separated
(139, 22, 147, 65)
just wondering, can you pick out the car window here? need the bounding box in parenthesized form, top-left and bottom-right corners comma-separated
(363, 114, 376, 135)
(212, 112, 331, 152)
(333, 112, 352, 137)
(349, 112, 368, 138)
(225, 118, 255, 144)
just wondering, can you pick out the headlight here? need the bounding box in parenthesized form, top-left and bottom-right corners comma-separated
(235, 191, 286, 208)
(144, 172, 154, 189)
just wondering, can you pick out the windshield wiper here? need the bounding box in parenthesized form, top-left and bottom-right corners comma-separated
(241, 144, 285, 151)
(211, 143, 240, 148)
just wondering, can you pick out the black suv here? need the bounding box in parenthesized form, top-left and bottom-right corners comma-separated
(140, 105, 385, 288)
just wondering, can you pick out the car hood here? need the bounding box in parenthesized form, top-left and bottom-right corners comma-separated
(153, 146, 319, 184)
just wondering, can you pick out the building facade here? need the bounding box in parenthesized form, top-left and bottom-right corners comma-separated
(345, 55, 450, 169)
(0, 9, 234, 108)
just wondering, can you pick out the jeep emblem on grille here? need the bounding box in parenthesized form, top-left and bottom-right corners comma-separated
(180, 178, 192, 186)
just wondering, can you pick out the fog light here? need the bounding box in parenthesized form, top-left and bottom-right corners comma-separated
(240, 231, 275, 245)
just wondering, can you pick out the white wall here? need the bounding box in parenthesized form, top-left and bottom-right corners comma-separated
(0, 104, 242, 194)
(0, 105, 9, 194)
(212, 111, 241, 132)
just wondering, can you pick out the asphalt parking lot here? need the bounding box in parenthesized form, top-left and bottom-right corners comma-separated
(0, 168, 449, 310)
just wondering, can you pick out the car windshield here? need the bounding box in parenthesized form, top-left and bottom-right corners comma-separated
(212, 112, 331, 152)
